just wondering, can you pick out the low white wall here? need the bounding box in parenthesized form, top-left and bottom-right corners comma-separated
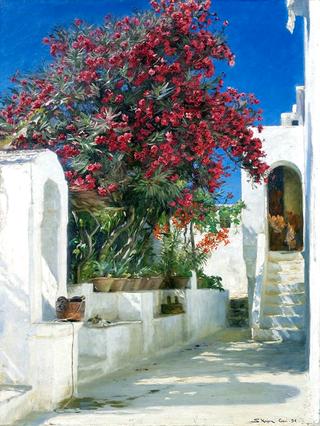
(28, 322, 81, 410)
(186, 289, 228, 341)
(69, 285, 228, 385)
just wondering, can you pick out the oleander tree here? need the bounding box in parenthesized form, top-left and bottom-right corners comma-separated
(0, 0, 268, 280)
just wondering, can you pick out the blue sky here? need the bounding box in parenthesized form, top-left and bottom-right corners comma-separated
(0, 0, 304, 200)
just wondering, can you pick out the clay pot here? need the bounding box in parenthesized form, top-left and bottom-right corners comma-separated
(123, 278, 143, 291)
(110, 278, 127, 292)
(139, 276, 164, 290)
(140, 277, 150, 290)
(149, 276, 164, 290)
(171, 276, 190, 289)
(56, 296, 85, 321)
(92, 277, 113, 292)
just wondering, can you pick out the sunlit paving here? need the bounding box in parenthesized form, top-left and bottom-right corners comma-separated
(20, 329, 310, 425)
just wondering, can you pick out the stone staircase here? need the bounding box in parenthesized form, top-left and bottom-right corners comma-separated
(254, 251, 305, 342)
(228, 297, 249, 327)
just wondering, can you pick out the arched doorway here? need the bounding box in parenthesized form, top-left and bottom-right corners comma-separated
(268, 165, 303, 251)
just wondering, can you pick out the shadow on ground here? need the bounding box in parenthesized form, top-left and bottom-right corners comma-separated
(20, 328, 309, 426)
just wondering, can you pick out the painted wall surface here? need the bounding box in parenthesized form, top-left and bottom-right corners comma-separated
(241, 124, 305, 327)
(297, 0, 320, 422)
(202, 226, 247, 297)
(0, 150, 77, 420)
(70, 285, 228, 385)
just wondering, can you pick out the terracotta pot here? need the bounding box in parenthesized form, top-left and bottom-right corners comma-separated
(110, 278, 127, 292)
(140, 277, 150, 290)
(122, 278, 143, 291)
(171, 276, 190, 289)
(131, 278, 144, 291)
(56, 296, 85, 321)
(92, 277, 113, 292)
(139, 276, 164, 290)
(148, 276, 164, 290)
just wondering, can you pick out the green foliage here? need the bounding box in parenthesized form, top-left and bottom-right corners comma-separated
(131, 170, 182, 213)
(218, 201, 246, 228)
(157, 228, 193, 278)
(92, 257, 131, 278)
(198, 273, 224, 291)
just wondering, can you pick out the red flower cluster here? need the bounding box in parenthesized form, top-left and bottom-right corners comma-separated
(0, 0, 268, 201)
(153, 223, 170, 240)
(196, 229, 230, 253)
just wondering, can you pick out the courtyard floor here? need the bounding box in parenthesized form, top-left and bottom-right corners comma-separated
(20, 328, 312, 426)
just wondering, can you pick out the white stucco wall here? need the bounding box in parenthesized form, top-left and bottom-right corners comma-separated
(297, 0, 320, 422)
(69, 285, 228, 385)
(241, 125, 305, 326)
(202, 225, 247, 297)
(0, 150, 77, 422)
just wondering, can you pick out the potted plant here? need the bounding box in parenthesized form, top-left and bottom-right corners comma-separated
(91, 261, 114, 292)
(123, 273, 143, 291)
(91, 260, 130, 292)
(139, 266, 164, 290)
(170, 263, 192, 289)
(197, 272, 224, 291)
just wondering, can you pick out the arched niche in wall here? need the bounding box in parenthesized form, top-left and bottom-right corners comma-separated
(41, 179, 61, 320)
(267, 164, 303, 252)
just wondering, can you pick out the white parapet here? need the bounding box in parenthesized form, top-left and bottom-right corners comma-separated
(70, 284, 228, 386)
(0, 150, 76, 422)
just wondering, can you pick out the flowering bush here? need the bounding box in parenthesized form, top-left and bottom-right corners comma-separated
(0, 0, 267, 203)
(153, 199, 243, 284)
(0, 0, 269, 280)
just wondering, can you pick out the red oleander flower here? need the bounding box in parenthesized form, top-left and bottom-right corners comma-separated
(1, 0, 268, 207)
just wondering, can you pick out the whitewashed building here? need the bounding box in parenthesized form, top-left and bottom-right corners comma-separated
(240, 0, 320, 422)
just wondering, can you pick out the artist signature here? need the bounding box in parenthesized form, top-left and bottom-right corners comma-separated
(250, 419, 297, 424)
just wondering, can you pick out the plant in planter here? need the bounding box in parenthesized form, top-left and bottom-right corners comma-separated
(154, 226, 192, 289)
(0, 1, 269, 289)
(137, 266, 164, 290)
(170, 263, 192, 289)
(197, 273, 224, 291)
(91, 259, 131, 292)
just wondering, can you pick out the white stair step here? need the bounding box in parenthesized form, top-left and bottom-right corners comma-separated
(261, 315, 304, 329)
(268, 251, 304, 262)
(265, 282, 305, 295)
(267, 260, 304, 272)
(253, 327, 305, 342)
(267, 266, 304, 275)
(264, 292, 305, 305)
(263, 304, 305, 316)
(267, 271, 304, 283)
